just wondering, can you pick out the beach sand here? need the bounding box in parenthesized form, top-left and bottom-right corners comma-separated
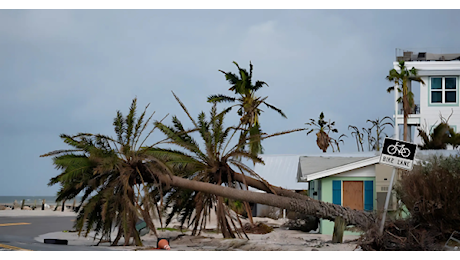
(1, 209, 360, 251)
(138, 215, 360, 251)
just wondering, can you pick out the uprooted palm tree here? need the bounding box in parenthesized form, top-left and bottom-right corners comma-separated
(207, 61, 286, 156)
(148, 92, 304, 238)
(41, 98, 169, 246)
(42, 96, 377, 243)
(146, 94, 375, 233)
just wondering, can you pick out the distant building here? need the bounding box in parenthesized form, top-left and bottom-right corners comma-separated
(393, 50, 460, 145)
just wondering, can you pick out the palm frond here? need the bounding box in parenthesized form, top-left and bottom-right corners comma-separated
(125, 97, 137, 146)
(387, 86, 402, 93)
(252, 80, 268, 92)
(154, 121, 207, 162)
(132, 103, 151, 148)
(40, 149, 84, 157)
(207, 94, 237, 103)
(171, 91, 198, 128)
(263, 102, 287, 118)
(113, 111, 125, 144)
(260, 128, 307, 141)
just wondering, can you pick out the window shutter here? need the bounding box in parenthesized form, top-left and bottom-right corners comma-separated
(364, 181, 374, 211)
(332, 180, 341, 205)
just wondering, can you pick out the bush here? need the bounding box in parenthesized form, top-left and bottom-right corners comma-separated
(395, 155, 460, 238)
(359, 155, 460, 250)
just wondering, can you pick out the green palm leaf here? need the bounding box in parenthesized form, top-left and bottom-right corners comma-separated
(207, 94, 237, 103)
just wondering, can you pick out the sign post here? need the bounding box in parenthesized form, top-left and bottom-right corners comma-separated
(378, 137, 417, 234)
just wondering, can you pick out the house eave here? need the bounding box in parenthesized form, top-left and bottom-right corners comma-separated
(299, 156, 380, 182)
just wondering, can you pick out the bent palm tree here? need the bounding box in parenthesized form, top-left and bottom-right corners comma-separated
(367, 117, 393, 151)
(348, 125, 364, 152)
(149, 92, 304, 238)
(41, 98, 168, 246)
(386, 61, 424, 141)
(330, 134, 347, 152)
(208, 61, 286, 156)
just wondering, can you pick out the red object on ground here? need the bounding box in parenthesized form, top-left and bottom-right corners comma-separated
(158, 239, 170, 250)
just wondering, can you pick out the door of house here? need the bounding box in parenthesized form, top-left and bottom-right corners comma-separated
(343, 181, 364, 210)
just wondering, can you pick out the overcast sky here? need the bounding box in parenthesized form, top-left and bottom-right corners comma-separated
(1, 9, 460, 196)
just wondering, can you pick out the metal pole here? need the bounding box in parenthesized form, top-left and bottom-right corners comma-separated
(379, 167, 397, 234)
(394, 82, 399, 140)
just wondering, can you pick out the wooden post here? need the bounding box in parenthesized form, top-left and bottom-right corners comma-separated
(21, 199, 25, 210)
(332, 216, 345, 243)
(72, 199, 76, 211)
(61, 200, 65, 212)
(42, 199, 45, 210)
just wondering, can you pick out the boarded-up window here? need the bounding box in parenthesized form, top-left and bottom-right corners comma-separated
(343, 181, 363, 211)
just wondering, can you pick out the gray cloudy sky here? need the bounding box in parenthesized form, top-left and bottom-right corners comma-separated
(1, 10, 460, 196)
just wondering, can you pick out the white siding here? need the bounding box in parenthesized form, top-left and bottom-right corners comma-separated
(420, 76, 460, 130)
(392, 61, 460, 147)
(333, 165, 376, 178)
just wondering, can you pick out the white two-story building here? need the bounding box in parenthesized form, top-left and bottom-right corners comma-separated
(393, 51, 460, 146)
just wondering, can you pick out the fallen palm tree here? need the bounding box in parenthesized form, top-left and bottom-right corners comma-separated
(42, 96, 376, 245)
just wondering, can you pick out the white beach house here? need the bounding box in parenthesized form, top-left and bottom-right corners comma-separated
(393, 51, 460, 146)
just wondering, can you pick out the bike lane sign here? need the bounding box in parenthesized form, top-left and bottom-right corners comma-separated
(379, 137, 417, 171)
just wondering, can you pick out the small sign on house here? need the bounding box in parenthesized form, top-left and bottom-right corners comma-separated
(379, 138, 417, 171)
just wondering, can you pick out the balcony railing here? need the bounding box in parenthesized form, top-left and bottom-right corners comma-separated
(399, 104, 420, 115)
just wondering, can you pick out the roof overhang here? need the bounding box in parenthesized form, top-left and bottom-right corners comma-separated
(299, 156, 380, 182)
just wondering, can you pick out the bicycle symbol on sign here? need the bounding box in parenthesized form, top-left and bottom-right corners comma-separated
(387, 142, 411, 158)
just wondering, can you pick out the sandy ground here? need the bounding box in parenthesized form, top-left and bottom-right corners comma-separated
(2, 209, 361, 251)
(137, 215, 360, 251)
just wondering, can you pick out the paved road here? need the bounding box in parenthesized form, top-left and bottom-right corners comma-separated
(0, 216, 112, 251)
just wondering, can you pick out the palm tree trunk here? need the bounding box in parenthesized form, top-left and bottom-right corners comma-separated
(233, 172, 308, 201)
(403, 114, 408, 141)
(403, 91, 409, 141)
(157, 173, 374, 229)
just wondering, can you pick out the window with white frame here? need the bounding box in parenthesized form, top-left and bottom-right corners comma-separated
(430, 77, 458, 104)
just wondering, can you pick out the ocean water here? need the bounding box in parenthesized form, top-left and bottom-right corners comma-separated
(0, 196, 82, 206)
